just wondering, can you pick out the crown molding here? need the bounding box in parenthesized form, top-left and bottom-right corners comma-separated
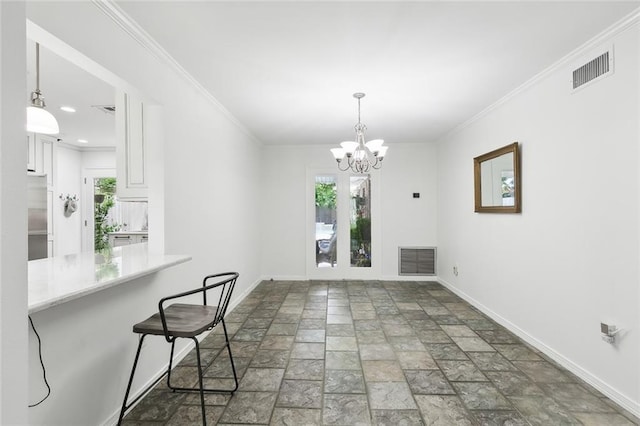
(440, 7, 640, 142)
(90, 0, 262, 146)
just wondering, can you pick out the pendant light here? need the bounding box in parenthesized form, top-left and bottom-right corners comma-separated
(27, 43, 59, 135)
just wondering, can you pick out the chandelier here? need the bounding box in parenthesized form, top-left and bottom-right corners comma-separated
(330, 93, 387, 173)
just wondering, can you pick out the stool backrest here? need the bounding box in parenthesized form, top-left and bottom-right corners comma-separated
(202, 272, 239, 327)
(157, 272, 239, 341)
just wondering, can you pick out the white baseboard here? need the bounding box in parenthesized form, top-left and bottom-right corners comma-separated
(227, 276, 264, 313)
(261, 275, 308, 281)
(438, 278, 640, 419)
(261, 275, 441, 282)
(381, 275, 441, 282)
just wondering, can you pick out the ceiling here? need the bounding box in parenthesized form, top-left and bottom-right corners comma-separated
(30, 1, 639, 148)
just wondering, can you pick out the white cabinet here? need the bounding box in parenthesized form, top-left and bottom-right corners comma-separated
(116, 90, 148, 200)
(27, 134, 56, 257)
(47, 190, 54, 257)
(27, 133, 55, 180)
(42, 138, 54, 187)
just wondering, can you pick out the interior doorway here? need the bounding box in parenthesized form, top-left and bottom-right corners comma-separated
(81, 169, 115, 252)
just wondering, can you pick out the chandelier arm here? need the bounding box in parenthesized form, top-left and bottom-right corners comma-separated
(337, 159, 351, 171)
(348, 155, 357, 171)
(371, 157, 381, 170)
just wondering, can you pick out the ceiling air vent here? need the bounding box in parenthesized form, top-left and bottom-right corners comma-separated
(91, 105, 116, 114)
(572, 50, 612, 90)
(399, 247, 436, 276)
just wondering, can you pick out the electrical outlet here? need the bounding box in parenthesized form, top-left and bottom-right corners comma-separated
(453, 265, 459, 276)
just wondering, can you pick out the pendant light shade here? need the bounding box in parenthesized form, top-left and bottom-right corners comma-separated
(27, 43, 59, 135)
(27, 104, 59, 134)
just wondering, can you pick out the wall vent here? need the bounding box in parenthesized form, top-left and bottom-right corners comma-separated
(572, 50, 612, 90)
(398, 247, 436, 276)
(91, 105, 116, 114)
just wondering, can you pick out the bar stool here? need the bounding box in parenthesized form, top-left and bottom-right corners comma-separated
(117, 272, 240, 425)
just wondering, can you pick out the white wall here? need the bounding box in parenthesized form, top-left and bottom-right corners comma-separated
(379, 143, 438, 278)
(0, 2, 28, 423)
(54, 145, 82, 255)
(23, 2, 264, 425)
(261, 143, 438, 280)
(437, 20, 639, 415)
(81, 148, 115, 170)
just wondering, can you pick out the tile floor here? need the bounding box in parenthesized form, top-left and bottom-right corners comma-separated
(121, 280, 639, 425)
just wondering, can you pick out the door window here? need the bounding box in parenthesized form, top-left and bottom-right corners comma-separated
(315, 176, 337, 268)
(350, 175, 371, 267)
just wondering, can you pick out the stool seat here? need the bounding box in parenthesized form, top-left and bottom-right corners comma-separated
(133, 303, 218, 338)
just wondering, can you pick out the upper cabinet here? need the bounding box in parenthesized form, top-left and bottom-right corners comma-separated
(116, 90, 148, 200)
(27, 134, 36, 172)
(27, 133, 56, 187)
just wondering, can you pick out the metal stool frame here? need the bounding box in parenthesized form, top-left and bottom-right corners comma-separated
(117, 272, 239, 425)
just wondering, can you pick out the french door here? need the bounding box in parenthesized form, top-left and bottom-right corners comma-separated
(307, 169, 380, 279)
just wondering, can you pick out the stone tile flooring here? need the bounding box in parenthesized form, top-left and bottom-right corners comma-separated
(121, 280, 639, 425)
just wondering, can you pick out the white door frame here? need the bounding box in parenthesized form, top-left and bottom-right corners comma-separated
(81, 168, 116, 252)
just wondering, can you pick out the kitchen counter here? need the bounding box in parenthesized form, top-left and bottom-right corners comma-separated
(28, 243, 191, 313)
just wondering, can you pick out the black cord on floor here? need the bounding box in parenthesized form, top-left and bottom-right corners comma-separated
(28, 315, 51, 407)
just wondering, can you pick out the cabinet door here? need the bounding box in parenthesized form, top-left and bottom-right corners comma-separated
(116, 90, 148, 199)
(28, 134, 55, 178)
(47, 190, 54, 257)
(111, 235, 133, 247)
(42, 137, 55, 188)
(27, 134, 36, 171)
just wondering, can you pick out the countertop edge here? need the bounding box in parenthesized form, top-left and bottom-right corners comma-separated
(28, 253, 192, 314)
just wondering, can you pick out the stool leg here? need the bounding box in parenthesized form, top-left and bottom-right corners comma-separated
(193, 337, 207, 426)
(117, 334, 147, 426)
(167, 338, 177, 391)
(222, 320, 239, 392)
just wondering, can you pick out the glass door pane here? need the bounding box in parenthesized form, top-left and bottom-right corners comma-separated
(94, 177, 119, 251)
(315, 176, 337, 268)
(350, 175, 371, 267)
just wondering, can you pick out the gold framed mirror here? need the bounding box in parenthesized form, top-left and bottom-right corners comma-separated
(474, 142, 521, 213)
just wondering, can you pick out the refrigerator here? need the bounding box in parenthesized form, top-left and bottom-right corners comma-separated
(28, 175, 48, 260)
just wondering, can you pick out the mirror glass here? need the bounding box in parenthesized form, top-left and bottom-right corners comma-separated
(474, 142, 520, 213)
